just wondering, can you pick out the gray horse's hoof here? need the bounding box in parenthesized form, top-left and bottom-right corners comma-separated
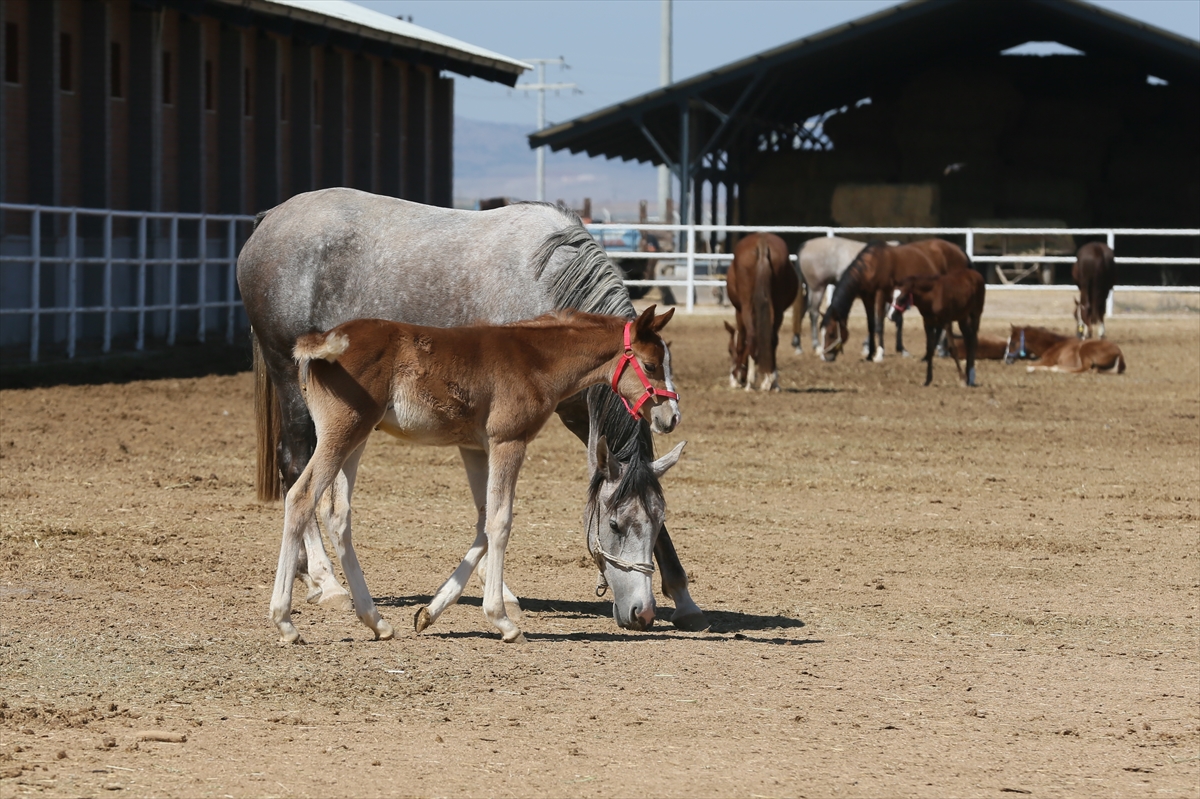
(671, 611, 711, 632)
(503, 632, 528, 645)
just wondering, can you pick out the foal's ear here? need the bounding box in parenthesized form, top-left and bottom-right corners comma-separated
(650, 307, 675, 333)
(634, 304, 657, 333)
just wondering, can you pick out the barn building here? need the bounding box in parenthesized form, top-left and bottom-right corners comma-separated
(0, 0, 526, 358)
(531, 0, 1199, 279)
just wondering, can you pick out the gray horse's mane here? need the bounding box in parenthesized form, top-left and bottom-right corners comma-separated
(586, 392, 663, 515)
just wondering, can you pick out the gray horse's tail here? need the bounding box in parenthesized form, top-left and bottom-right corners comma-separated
(252, 333, 284, 502)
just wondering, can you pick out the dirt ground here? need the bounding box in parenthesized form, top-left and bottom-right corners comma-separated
(2, 302, 1198, 799)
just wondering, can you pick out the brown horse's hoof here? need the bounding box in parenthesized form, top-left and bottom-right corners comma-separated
(414, 606, 433, 633)
(672, 611, 711, 632)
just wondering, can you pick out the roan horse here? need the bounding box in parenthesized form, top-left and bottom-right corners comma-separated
(820, 238, 971, 362)
(790, 236, 867, 356)
(1072, 242, 1117, 339)
(1004, 325, 1125, 374)
(237, 188, 707, 632)
(723, 232, 797, 391)
(887, 269, 986, 386)
(271, 307, 681, 644)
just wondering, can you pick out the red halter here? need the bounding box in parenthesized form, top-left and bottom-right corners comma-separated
(611, 321, 678, 419)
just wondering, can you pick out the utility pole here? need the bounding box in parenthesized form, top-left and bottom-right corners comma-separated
(514, 58, 577, 202)
(658, 0, 672, 222)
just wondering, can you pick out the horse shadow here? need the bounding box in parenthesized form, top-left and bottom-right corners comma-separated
(374, 593, 816, 645)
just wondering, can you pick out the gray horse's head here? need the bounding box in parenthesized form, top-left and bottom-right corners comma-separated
(585, 433, 686, 631)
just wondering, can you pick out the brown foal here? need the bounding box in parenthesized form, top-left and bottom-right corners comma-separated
(269, 306, 679, 645)
(888, 268, 986, 387)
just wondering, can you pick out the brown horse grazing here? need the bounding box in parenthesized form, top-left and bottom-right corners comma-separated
(1072, 242, 1117, 339)
(269, 306, 680, 645)
(887, 268, 986, 387)
(1003, 324, 1126, 373)
(820, 238, 971, 362)
(724, 232, 797, 391)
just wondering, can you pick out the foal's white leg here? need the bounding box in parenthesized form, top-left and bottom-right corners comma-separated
(269, 460, 338, 644)
(301, 518, 352, 611)
(482, 441, 527, 643)
(415, 448, 518, 633)
(318, 445, 393, 641)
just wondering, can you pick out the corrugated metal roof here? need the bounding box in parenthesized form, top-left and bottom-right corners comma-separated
(213, 0, 529, 83)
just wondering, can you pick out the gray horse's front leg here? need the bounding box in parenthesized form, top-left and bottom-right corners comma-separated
(655, 527, 708, 631)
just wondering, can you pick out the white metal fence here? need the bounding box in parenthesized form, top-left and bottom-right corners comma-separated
(1, 204, 1196, 363)
(1, 203, 255, 362)
(587, 223, 1200, 313)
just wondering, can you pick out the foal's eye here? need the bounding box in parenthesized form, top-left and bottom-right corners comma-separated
(608, 519, 620, 532)
(644, 362, 658, 374)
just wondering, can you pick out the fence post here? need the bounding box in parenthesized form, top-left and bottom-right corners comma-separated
(685, 222, 696, 313)
(168, 217, 179, 346)
(137, 216, 147, 351)
(226, 219, 237, 343)
(196, 217, 205, 343)
(103, 213, 113, 352)
(1106, 230, 1116, 317)
(29, 208, 41, 362)
(67, 211, 78, 359)
(965, 229, 975, 260)
(199, 216, 208, 343)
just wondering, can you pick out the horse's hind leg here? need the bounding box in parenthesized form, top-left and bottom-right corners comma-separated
(317, 444, 393, 641)
(655, 528, 708, 631)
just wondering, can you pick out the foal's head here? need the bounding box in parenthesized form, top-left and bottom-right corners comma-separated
(613, 305, 680, 434)
(1005, 325, 1029, 364)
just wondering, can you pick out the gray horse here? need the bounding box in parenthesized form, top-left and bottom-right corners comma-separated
(237, 188, 707, 632)
(791, 236, 868, 357)
(792, 236, 911, 359)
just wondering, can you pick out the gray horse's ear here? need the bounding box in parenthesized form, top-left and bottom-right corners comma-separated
(651, 440, 686, 478)
(595, 436, 619, 481)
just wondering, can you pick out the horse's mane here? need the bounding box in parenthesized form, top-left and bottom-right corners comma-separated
(824, 240, 886, 322)
(586, 392, 663, 517)
(528, 215, 662, 511)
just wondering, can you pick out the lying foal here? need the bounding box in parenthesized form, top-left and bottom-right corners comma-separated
(270, 306, 680, 645)
(888, 269, 986, 387)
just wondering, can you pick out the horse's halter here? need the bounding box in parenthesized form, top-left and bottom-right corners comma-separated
(587, 510, 656, 598)
(890, 293, 913, 316)
(611, 321, 678, 419)
(1005, 329, 1026, 364)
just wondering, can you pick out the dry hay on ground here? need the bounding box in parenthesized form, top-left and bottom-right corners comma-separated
(1, 313, 1197, 798)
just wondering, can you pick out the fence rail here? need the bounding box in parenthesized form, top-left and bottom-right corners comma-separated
(1, 204, 1197, 362)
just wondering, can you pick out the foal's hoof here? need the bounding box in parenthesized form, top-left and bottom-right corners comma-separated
(502, 632, 528, 645)
(671, 611, 711, 632)
(318, 590, 353, 613)
(278, 630, 305, 645)
(305, 586, 323, 604)
(414, 606, 433, 634)
(374, 619, 395, 641)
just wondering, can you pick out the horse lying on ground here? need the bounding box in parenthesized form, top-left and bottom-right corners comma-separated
(888, 268, 986, 386)
(821, 238, 972, 362)
(947, 330, 1009, 360)
(271, 307, 681, 645)
(724, 232, 797, 391)
(1073, 242, 1117, 339)
(238, 188, 707, 632)
(1004, 324, 1125, 374)
(791, 236, 867, 356)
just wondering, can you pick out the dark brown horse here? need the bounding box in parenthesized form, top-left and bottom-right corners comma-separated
(724, 232, 797, 391)
(888, 269, 986, 386)
(819, 239, 971, 362)
(1072, 242, 1116, 339)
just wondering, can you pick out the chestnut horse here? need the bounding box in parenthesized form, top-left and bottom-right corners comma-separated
(1004, 325, 1126, 374)
(270, 307, 680, 645)
(1072, 242, 1117, 339)
(724, 232, 797, 391)
(888, 268, 986, 386)
(820, 238, 971, 362)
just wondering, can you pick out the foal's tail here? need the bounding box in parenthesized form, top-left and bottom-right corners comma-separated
(294, 331, 351, 389)
(753, 235, 775, 371)
(252, 333, 284, 502)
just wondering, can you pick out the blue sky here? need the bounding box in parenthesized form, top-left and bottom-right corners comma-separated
(354, 0, 1200, 128)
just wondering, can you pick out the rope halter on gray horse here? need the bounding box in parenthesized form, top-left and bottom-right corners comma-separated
(588, 513, 655, 598)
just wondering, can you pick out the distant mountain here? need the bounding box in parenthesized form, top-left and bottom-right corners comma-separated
(453, 117, 659, 219)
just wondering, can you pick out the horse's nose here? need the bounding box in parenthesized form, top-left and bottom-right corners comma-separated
(623, 602, 655, 631)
